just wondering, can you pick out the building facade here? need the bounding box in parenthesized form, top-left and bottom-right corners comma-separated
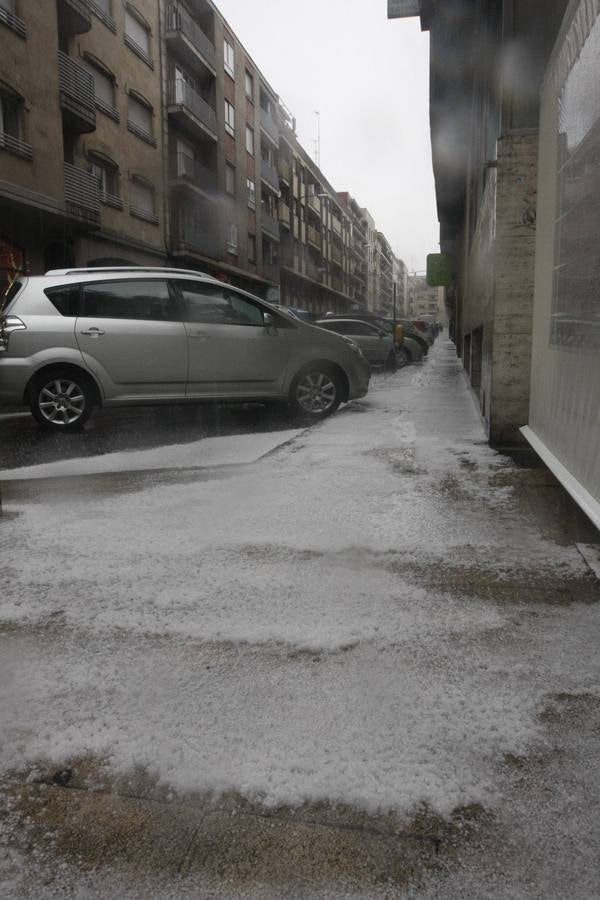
(391, 0, 568, 445)
(0, 0, 400, 317)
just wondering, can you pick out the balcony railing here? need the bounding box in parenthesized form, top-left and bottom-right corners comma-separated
(165, 3, 215, 72)
(261, 210, 280, 240)
(168, 81, 217, 139)
(57, 0, 91, 35)
(58, 51, 96, 133)
(260, 108, 278, 144)
(171, 216, 220, 257)
(0, 3, 27, 37)
(278, 203, 290, 228)
(331, 216, 342, 237)
(307, 224, 321, 249)
(64, 161, 99, 225)
(0, 131, 32, 160)
(331, 244, 343, 265)
(260, 158, 279, 192)
(278, 158, 291, 184)
(306, 194, 321, 215)
(173, 153, 216, 193)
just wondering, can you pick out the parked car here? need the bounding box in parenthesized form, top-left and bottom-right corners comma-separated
(0, 267, 371, 429)
(394, 319, 430, 356)
(323, 312, 426, 364)
(314, 318, 396, 368)
(411, 318, 436, 345)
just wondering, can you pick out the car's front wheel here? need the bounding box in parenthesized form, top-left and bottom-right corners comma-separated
(30, 369, 96, 430)
(290, 366, 342, 420)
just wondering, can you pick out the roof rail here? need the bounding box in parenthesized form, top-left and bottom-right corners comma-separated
(44, 266, 211, 277)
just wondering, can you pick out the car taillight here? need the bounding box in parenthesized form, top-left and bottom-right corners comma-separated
(0, 315, 26, 350)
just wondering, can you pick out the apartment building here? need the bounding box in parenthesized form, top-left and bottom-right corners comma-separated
(278, 122, 357, 315)
(374, 232, 394, 315)
(162, 0, 281, 299)
(336, 192, 369, 308)
(0, 0, 167, 296)
(0, 0, 402, 317)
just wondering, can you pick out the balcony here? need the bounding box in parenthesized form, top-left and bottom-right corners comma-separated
(171, 215, 220, 258)
(57, 0, 91, 36)
(306, 194, 321, 216)
(261, 210, 280, 240)
(278, 158, 291, 185)
(260, 158, 279, 193)
(260, 108, 278, 146)
(307, 224, 321, 250)
(278, 203, 290, 229)
(171, 153, 216, 196)
(331, 216, 342, 237)
(331, 244, 343, 266)
(58, 52, 96, 133)
(305, 259, 323, 282)
(331, 274, 344, 293)
(165, 3, 216, 77)
(167, 80, 217, 142)
(0, 3, 27, 38)
(262, 260, 279, 283)
(64, 161, 99, 226)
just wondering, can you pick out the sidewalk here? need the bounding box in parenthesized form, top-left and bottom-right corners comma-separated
(1, 339, 599, 899)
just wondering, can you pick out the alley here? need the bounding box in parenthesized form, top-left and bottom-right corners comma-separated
(1, 340, 600, 899)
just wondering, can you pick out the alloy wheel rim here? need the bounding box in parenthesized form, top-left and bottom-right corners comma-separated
(38, 378, 85, 425)
(296, 372, 336, 413)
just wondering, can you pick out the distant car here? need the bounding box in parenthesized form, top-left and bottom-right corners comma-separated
(315, 318, 396, 368)
(394, 319, 429, 356)
(402, 335, 425, 363)
(411, 318, 436, 345)
(0, 267, 371, 429)
(324, 312, 426, 363)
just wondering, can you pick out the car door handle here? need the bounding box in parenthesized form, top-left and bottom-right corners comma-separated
(79, 327, 105, 336)
(189, 330, 208, 339)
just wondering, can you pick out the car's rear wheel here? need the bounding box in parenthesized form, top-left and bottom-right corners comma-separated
(30, 369, 95, 430)
(290, 366, 342, 420)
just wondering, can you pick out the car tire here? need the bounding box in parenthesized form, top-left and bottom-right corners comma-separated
(395, 347, 410, 368)
(30, 368, 96, 430)
(289, 365, 342, 420)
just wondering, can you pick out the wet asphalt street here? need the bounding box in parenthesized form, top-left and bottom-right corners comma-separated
(0, 401, 299, 472)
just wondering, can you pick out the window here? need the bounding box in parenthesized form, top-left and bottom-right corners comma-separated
(224, 38, 235, 77)
(129, 176, 157, 224)
(93, 0, 111, 13)
(245, 70, 254, 100)
(176, 281, 265, 327)
(0, 90, 30, 159)
(227, 223, 238, 255)
(248, 235, 256, 263)
(176, 137, 195, 178)
(225, 162, 235, 195)
(224, 99, 235, 137)
(43, 284, 80, 317)
(84, 59, 118, 120)
(245, 124, 254, 156)
(90, 0, 115, 29)
(0, 91, 20, 140)
(89, 154, 121, 207)
(127, 93, 154, 145)
(81, 280, 176, 320)
(246, 177, 256, 210)
(125, 7, 152, 66)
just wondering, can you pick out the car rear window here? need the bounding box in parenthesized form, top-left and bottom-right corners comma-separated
(1, 278, 24, 312)
(44, 284, 81, 316)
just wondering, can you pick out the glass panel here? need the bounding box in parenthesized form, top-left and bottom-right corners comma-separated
(551, 15, 600, 351)
(128, 95, 152, 132)
(81, 280, 175, 320)
(125, 10, 149, 53)
(44, 285, 81, 317)
(177, 281, 264, 326)
(130, 179, 153, 212)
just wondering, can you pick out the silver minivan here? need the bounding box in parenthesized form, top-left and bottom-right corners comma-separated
(0, 267, 370, 429)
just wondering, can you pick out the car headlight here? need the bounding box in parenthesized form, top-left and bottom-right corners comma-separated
(340, 335, 367, 360)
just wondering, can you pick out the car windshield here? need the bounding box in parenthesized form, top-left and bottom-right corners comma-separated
(2, 1, 599, 895)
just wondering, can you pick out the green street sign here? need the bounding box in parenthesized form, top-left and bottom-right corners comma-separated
(426, 254, 452, 287)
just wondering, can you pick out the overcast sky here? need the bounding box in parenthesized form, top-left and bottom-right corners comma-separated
(214, 0, 439, 272)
